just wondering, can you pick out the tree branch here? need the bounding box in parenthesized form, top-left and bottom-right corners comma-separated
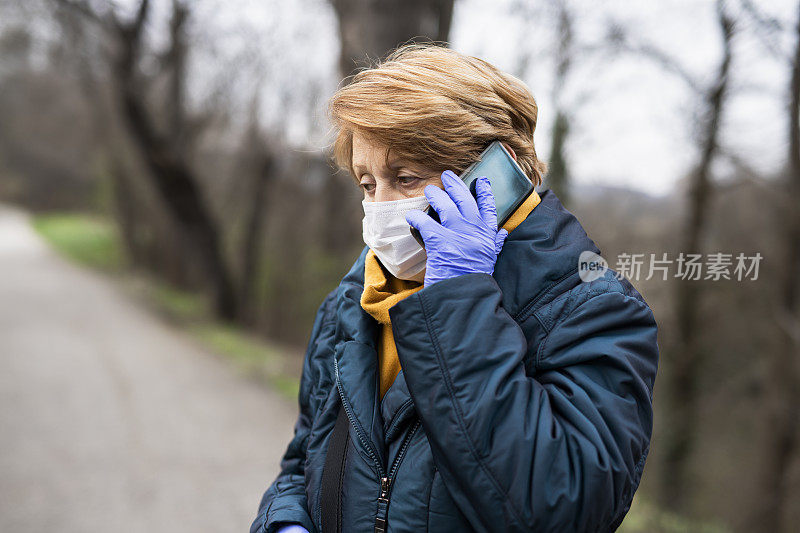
(606, 19, 703, 95)
(741, 0, 792, 63)
(51, 0, 112, 34)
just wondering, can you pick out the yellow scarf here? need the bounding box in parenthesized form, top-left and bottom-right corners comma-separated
(361, 190, 542, 399)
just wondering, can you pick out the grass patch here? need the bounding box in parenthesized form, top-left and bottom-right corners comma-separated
(619, 496, 731, 533)
(190, 321, 300, 399)
(32, 212, 124, 271)
(148, 281, 210, 323)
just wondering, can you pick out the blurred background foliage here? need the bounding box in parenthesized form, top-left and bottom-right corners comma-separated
(1, 0, 799, 531)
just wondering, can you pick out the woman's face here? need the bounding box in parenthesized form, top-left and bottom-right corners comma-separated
(352, 132, 444, 202)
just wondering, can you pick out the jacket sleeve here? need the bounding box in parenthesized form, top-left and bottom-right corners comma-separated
(250, 290, 337, 533)
(389, 273, 658, 533)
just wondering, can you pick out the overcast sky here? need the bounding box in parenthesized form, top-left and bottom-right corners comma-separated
(175, 0, 799, 196)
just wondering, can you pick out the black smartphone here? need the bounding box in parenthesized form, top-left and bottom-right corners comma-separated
(410, 140, 534, 248)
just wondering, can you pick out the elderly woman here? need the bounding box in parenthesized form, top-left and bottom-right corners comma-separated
(251, 44, 658, 533)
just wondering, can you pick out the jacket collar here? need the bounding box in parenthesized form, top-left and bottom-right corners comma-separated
(332, 190, 602, 458)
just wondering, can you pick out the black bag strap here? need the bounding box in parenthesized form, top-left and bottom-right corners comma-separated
(321, 402, 349, 533)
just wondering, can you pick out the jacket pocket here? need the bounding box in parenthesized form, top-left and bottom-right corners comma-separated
(427, 467, 473, 532)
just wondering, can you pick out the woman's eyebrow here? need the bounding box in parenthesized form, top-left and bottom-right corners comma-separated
(353, 161, 413, 174)
(353, 162, 372, 175)
(387, 158, 420, 172)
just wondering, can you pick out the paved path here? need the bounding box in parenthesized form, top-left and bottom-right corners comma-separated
(0, 205, 299, 532)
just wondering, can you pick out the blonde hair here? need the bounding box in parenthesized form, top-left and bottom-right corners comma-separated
(327, 43, 547, 186)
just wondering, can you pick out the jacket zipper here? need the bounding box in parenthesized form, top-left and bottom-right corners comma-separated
(375, 418, 421, 533)
(333, 356, 421, 533)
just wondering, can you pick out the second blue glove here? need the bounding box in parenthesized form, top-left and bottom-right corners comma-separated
(405, 170, 508, 286)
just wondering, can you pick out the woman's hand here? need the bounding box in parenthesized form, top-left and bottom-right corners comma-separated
(275, 523, 310, 533)
(405, 170, 508, 286)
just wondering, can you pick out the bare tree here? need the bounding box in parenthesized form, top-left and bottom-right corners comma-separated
(50, 4, 145, 270)
(323, 0, 456, 256)
(668, 2, 735, 513)
(513, 0, 610, 206)
(330, 0, 453, 76)
(236, 98, 276, 325)
(52, 0, 238, 320)
(743, 2, 800, 530)
(609, 0, 736, 512)
(546, 1, 574, 205)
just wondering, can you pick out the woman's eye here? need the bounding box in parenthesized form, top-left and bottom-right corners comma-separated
(360, 182, 375, 193)
(397, 175, 419, 186)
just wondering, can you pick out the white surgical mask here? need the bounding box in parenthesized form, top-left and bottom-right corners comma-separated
(362, 195, 429, 283)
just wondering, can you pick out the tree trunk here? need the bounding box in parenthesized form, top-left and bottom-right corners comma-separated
(112, 0, 237, 320)
(546, 110, 570, 204)
(238, 153, 273, 324)
(545, 2, 574, 205)
(661, 0, 734, 512)
(331, 0, 454, 76)
(749, 4, 800, 531)
(326, 0, 456, 257)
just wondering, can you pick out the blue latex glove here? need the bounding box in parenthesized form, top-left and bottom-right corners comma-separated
(275, 524, 309, 533)
(405, 170, 509, 286)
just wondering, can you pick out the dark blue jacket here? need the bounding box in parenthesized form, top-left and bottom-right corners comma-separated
(251, 190, 659, 532)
